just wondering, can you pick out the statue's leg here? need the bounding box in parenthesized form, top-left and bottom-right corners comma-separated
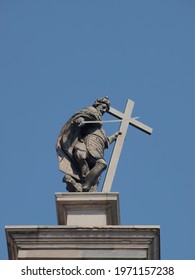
(73, 145, 89, 180)
(82, 159, 107, 192)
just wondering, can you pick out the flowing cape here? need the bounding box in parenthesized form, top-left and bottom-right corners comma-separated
(56, 106, 101, 180)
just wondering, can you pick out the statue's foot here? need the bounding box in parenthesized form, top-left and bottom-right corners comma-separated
(89, 185, 98, 192)
(82, 185, 90, 192)
(82, 184, 98, 192)
(63, 175, 82, 192)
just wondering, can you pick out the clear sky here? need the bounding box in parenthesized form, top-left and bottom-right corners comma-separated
(0, 0, 195, 260)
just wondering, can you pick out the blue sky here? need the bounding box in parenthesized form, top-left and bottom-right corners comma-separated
(0, 0, 195, 259)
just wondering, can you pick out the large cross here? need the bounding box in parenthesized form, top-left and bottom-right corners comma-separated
(101, 98, 153, 192)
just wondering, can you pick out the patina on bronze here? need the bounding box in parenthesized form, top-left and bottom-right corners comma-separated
(56, 97, 120, 192)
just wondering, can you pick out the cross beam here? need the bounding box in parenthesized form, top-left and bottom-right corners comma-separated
(102, 99, 153, 192)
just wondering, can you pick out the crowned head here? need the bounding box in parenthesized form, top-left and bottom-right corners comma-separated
(92, 96, 110, 112)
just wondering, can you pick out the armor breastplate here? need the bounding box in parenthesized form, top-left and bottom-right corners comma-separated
(81, 125, 107, 159)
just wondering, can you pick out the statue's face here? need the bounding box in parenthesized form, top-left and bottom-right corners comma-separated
(97, 103, 108, 114)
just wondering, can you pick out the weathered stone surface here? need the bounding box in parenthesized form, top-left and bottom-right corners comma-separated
(5, 225, 160, 260)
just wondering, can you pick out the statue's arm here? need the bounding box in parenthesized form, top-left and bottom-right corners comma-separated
(108, 131, 122, 145)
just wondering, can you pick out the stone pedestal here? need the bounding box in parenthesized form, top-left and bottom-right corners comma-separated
(56, 192, 120, 226)
(5, 192, 160, 260)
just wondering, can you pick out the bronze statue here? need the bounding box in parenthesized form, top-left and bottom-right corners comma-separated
(56, 97, 120, 192)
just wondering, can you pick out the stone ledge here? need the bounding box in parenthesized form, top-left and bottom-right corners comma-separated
(5, 225, 160, 260)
